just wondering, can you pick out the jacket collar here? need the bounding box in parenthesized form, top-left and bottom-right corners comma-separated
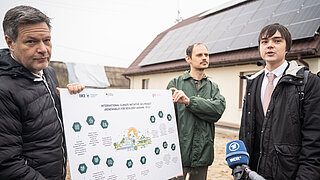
(246, 60, 306, 80)
(182, 70, 208, 80)
(0, 48, 44, 80)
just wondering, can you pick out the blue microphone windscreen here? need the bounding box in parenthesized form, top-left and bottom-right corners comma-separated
(225, 140, 249, 168)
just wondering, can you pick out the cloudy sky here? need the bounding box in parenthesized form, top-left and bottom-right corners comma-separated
(0, 0, 230, 67)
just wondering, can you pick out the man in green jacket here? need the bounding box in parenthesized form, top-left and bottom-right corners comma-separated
(167, 43, 226, 180)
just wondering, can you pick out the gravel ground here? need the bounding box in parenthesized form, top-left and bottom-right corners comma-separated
(207, 127, 239, 180)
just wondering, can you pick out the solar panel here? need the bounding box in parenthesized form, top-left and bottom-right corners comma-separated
(232, 11, 255, 26)
(139, 0, 320, 66)
(288, 19, 320, 39)
(250, 4, 279, 22)
(303, 0, 320, 7)
(211, 37, 235, 53)
(274, 0, 301, 15)
(260, 0, 280, 7)
(294, 4, 320, 22)
(240, 18, 269, 35)
(229, 32, 259, 50)
(269, 11, 298, 26)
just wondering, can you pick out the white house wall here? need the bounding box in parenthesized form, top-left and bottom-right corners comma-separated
(127, 58, 320, 128)
(305, 57, 320, 74)
(128, 64, 261, 127)
(205, 64, 261, 126)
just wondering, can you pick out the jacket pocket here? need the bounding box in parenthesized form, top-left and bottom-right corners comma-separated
(273, 144, 300, 179)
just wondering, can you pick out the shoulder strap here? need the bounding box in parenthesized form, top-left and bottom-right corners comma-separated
(298, 70, 309, 120)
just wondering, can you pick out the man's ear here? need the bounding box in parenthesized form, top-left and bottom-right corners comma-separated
(5, 35, 15, 52)
(185, 56, 191, 64)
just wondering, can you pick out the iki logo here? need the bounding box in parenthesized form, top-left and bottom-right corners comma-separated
(105, 92, 114, 96)
(79, 94, 98, 98)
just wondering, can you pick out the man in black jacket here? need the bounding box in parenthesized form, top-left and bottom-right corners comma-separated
(0, 6, 84, 179)
(239, 23, 320, 179)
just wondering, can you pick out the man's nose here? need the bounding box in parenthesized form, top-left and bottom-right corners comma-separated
(37, 41, 47, 54)
(267, 41, 274, 48)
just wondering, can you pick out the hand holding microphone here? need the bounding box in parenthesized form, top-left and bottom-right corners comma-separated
(225, 140, 265, 180)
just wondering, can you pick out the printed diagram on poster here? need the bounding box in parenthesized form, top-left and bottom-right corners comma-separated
(60, 89, 183, 180)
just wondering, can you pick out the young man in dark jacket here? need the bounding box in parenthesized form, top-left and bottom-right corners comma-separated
(0, 6, 84, 180)
(167, 43, 226, 180)
(239, 23, 320, 179)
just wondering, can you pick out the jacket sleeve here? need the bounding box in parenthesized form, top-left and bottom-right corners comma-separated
(186, 82, 226, 123)
(167, 79, 179, 119)
(166, 78, 175, 90)
(296, 73, 320, 180)
(0, 89, 46, 180)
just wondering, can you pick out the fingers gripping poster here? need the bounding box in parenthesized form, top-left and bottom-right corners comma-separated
(60, 89, 183, 180)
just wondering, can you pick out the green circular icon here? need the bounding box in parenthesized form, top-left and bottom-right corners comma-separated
(140, 156, 147, 165)
(101, 120, 108, 129)
(158, 111, 164, 118)
(86, 116, 95, 125)
(72, 122, 82, 132)
(92, 155, 100, 165)
(126, 159, 133, 168)
(150, 116, 156, 123)
(171, 144, 176, 151)
(155, 147, 160, 155)
(163, 141, 168, 149)
(106, 158, 114, 167)
(78, 163, 87, 174)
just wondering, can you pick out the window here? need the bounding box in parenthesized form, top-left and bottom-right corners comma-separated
(142, 79, 149, 89)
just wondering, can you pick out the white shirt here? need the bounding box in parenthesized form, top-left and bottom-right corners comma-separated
(261, 61, 288, 102)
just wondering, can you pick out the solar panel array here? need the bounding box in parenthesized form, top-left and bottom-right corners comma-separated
(139, 0, 320, 66)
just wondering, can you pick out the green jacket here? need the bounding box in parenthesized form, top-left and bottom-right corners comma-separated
(167, 71, 226, 167)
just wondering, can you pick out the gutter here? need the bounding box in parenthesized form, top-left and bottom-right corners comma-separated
(124, 75, 131, 89)
(297, 54, 309, 67)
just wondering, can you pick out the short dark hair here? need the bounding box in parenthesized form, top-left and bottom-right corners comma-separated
(186, 43, 208, 58)
(258, 23, 292, 52)
(3, 5, 51, 41)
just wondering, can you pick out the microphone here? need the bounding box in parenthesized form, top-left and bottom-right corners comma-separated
(226, 140, 265, 180)
(226, 140, 249, 169)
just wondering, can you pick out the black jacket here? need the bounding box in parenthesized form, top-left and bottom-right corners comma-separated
(239, 61, 320, 180)
(0, 49, 66, 180)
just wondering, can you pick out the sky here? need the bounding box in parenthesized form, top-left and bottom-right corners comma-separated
(0, 0, 231, 67)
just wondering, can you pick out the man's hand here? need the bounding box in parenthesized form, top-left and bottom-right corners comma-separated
(66, 83, 85, 94)
(169, 88, 190, 105)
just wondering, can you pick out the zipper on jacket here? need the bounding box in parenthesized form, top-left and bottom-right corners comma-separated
(194, 79, 200, 91)
(256, 80, 281, 173)
(41, 76, 66, 178)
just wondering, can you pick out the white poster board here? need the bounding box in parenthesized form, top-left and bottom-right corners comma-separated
(60, 89, 183, 180)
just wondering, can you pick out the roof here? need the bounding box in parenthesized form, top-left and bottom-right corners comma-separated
(124, 0, 320, 76)
(49, 61, 129, 88)
(104, 66, 130, 88)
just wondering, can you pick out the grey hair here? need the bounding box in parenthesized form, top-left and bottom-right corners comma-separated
(3, 5, 51, 41)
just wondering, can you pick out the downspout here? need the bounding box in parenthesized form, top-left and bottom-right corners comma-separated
(297, 54, 309, 67)
(124, 75, 131, 89)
